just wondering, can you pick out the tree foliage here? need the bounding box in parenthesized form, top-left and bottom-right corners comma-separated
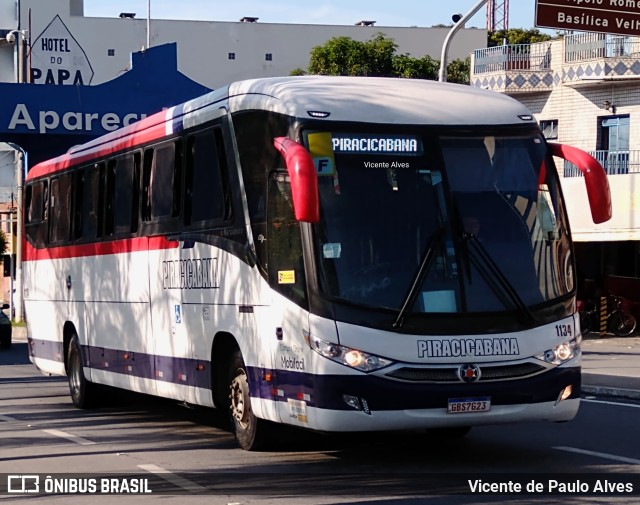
(0, 229, 7, 256)
(300, 34, 470, 84)
(444, 56, 471, 85)
(488, 28, 553, 47)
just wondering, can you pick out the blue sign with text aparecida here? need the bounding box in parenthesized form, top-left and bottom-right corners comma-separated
(0, 42, 211, 165)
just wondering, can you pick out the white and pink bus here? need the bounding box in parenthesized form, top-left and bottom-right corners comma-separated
(24, 76, 611, 450)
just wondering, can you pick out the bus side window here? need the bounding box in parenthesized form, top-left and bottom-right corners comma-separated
(143, 140, 183, 222)
(25, 180, 49, 248)
(71, 171, 83, 241)
(185, 127, 230, 226)
(267, 171, 306, 306)
(48, 174, 72, 244)
(104, 159, 117, 236)
(103, 153, 141, 237)
(75, 167, 101, 241)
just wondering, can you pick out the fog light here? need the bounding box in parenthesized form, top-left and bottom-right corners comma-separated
(343, 394, 362, 411)
(555, 385, 573, 405)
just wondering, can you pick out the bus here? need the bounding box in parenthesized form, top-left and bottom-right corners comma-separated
(24, 76, 611, 450)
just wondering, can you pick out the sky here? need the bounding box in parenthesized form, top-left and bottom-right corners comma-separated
(82, 0, 545, 30)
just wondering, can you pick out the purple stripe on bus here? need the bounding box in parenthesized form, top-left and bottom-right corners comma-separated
(27, 338, 580, 412)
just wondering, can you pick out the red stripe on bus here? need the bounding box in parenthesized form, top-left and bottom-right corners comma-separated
(23, 236, 178, 261)
(27, 113, 171, 180)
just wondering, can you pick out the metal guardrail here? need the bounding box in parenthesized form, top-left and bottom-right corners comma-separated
(474, 35, 640, 75)
(565, 33, 640, 63)
(563, 150, 640, 177)
(473, 43, 552, 74)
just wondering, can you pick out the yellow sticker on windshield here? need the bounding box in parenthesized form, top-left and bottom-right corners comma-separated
(278, 270, 296, 284)
(307, 132, 336, 176)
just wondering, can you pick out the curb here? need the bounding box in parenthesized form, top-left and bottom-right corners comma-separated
(582, 384, 640, 401)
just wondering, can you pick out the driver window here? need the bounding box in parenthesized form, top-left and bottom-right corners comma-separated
(267, 171, 307, 306)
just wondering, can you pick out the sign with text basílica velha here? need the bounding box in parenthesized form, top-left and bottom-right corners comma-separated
(536, 0, 640, 37)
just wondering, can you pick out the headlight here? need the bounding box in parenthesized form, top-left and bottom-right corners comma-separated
(306, 334, 394, 372)
(536, 338, 581, 365)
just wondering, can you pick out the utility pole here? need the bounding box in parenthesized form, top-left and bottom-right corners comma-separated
(439, 0, 489, 82)
(14, 150, 23, 323)
(147, 0, 151, 49)
(6, 29, 29, 83)
(4, 144, 25, 323)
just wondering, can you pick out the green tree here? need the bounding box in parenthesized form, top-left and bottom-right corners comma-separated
(488, 28, 553, 47)
(446, 56, 471, 85)
(0, 229, 7, 256)
(392, 54, 439, 80)
(308, 34, 397, 76)
(300, 34, 471, 84)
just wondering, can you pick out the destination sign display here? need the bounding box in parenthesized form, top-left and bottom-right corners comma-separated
(536, 0, 640, 36)
(331, 134, 423, 155)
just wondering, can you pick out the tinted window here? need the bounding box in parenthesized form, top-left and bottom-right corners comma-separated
(76, 167, 101, 240)
(104, 154, 140, 236)
(145, 141, 183, 220)
(185, 128, 229, 225)
(25, 180, 49, 247)
(49, 175, 72, 244)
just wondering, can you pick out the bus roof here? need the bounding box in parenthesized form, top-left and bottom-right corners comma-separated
(226, 76, 534, 126)
(28, 76, 536, 180)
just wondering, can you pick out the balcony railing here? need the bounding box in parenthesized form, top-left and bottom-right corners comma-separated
(565, 33, 640, 63)
(563, 150, 640, 177)
(473, 43, 552, 74)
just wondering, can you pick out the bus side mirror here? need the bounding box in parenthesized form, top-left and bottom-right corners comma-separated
(273, 137, 320, 223)
(547, 142, 612, 224)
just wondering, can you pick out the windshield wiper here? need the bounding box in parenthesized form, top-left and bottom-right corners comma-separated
(393, 227, 445, 329)
(464, 233, 535, 325)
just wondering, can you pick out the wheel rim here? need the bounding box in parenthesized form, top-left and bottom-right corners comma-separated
(230, 369, 251, 430)
(610, 313, 636, 336)
(619, 314, 636, 335)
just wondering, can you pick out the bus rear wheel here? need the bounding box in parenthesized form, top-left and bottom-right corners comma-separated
(67, 334, 97, 408)
(228, 349, 269, 451)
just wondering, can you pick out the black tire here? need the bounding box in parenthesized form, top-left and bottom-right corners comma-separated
(0, 324, 11, 350)
(0, 336, 10, 350)
(228, 348, 270, 451)
(608, 311, 637, 337)
(67, 334, 97, 408)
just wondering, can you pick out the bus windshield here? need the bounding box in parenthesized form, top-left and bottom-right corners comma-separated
(306, 129, 573, 315)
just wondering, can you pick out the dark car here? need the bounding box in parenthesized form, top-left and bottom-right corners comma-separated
(0, 303, 11, 349)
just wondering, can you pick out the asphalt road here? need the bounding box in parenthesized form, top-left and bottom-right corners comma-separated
(1, 341, 640, 505)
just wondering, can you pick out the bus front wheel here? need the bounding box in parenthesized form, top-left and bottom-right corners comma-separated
(228, 349, 269, 450)
(67, 334, 96, 408)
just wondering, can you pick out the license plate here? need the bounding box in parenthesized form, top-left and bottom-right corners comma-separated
(447, 397, 491, 414)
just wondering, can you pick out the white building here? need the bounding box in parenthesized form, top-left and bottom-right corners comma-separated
(471, 33, 640, 301)
(1, 0, 486, 89)
(0, 0, 487, 307)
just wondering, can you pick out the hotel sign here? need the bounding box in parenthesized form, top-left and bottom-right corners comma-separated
(536, 0, 640, 36)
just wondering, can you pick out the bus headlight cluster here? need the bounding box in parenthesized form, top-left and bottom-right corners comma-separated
(306, 334, 393, 372)
(536, 338, 580, 365)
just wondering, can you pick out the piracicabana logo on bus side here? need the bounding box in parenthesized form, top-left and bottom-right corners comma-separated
(417, 338, 520, 358)
(162, 258, 219, 290)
